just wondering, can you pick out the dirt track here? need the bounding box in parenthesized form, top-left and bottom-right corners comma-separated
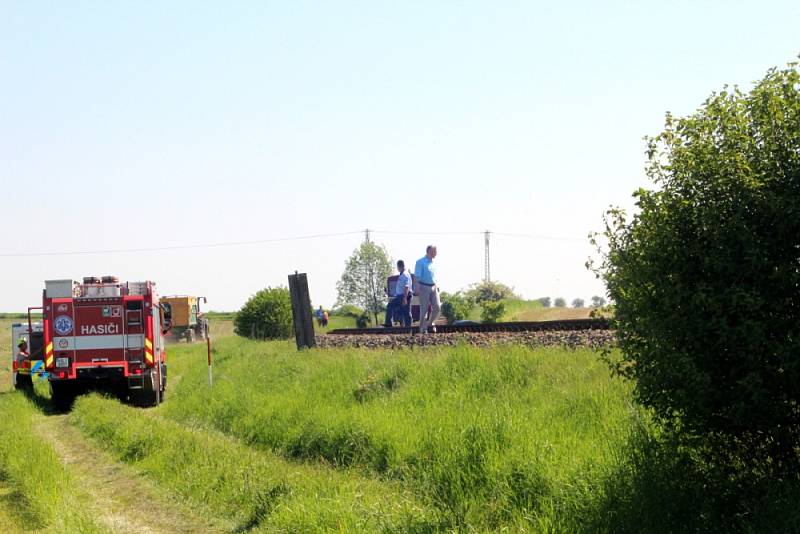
(35, 414, 224, 534)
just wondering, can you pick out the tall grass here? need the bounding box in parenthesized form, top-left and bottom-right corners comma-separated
(164, 338, 637, 529)
(71, 394, 441, 532)
(0, 393, 106, 533)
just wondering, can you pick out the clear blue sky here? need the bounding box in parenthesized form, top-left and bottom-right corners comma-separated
(1, 1, 798, 312)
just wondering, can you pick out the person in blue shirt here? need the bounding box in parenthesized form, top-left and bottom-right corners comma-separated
(414, 245, 441, 333)
(383, 260, 413, 327)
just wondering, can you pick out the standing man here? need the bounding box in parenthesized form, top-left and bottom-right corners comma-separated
(16, 337, 29, 367)
(384, 260, 413, 327)
(14, 338, 30, 390)
(414, 245, 441, 333)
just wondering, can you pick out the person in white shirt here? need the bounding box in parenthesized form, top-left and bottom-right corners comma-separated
(384, 260, 413, 327)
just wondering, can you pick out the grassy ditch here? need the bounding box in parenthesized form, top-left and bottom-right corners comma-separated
(164, 338, 637, 530)
(0, 393, 106, 533)
(71, 394, 441, 532)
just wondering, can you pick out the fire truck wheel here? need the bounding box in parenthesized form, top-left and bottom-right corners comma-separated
(131, 388, 158, 407)
(51, 381, 77, 412)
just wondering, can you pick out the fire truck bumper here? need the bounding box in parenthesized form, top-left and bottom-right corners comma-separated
(75, 366, 125, 381)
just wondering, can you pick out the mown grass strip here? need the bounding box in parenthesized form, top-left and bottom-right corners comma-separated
(0, 393, 107, 533)
(71, 394, 441, 532)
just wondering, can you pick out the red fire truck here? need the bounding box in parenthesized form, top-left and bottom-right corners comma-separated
(37, 276, 172, 409)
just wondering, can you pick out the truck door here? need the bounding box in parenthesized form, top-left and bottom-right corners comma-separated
(124, 300, 145, 367)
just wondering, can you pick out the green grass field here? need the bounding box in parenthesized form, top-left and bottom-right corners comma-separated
(457, 298, 592, 323)
(4, 315, 789, 532)
(500, 299, 592, 321)
(160, 338, 636, 530)
(0, 394, 106, 533)
(72, 395, 439, 532)
(1, 315, 644, 531)
(1, 318, 17, 394)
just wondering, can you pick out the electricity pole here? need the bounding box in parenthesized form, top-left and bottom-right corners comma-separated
(484, 230, 491, 283)
(364, 229, 371, 243)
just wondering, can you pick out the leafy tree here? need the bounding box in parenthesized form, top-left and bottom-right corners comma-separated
(571, 298, 585, 308)
(594, 63, 800, 473)
(553, 297, 566, 307)
(441, 291, 474, 324)
(465, 280, 518, 303)
(336, 241, 392, 326)
(591, 295, 607, 308)
(537, 297, 551, 308)
(234, 287, 292, 339)
(480, 301, 505, 323)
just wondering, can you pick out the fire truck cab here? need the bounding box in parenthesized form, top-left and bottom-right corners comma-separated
(40, 276, 171, 409)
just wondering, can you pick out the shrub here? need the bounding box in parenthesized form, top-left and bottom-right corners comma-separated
(479, 301, 505, 323)
(234, 287, 293, 339)
(440, 292, 473, 324)
(553, 297, 566, 308)
(332, 304, 365, 318)
(355, 312, 370, 329)
(537, 297, 551, 308)
(332, 304, 370, 328)
(594, 63, 800, 473)
(465, 281, 518, 303)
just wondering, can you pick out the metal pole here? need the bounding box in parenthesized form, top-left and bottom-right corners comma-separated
(484, 230, 491, 282)
(207, 336, 213, 387)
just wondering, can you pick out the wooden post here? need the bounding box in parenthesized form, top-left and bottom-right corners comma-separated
(288, 271, 316, 350)
(207, 336, 213, 387)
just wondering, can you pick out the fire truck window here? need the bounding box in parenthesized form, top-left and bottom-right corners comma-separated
(127, 310, 142, 325)
(126, 301, 143, 325)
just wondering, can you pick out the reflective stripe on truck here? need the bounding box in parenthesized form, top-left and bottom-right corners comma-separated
(145, 315, 154, 366)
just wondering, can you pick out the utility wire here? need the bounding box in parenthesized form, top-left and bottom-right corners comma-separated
(0, 229, 588, 258)
(492, 231, 588, 243)
(372, 229, 480, 236)
(0, 230, 365, 258)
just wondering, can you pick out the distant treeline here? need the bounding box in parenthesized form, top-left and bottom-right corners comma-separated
(0, 312, 42, 319)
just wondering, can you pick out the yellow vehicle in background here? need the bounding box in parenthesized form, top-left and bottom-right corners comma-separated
(162, 296, 208, 343)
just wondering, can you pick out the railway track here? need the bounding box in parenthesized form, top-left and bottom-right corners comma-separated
(328, 318, 611, 336)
